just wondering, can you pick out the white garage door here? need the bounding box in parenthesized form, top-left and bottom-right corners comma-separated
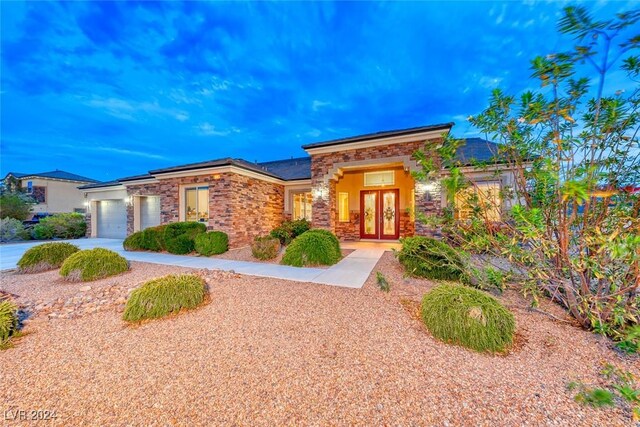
(97, 200, 127, 239)
(140, 196, 161, 230)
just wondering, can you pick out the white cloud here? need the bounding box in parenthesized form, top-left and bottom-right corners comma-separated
(196, 122, 240, 136)
(85, 96, 190, 122)
(91, 146, 167, 160)
(311, 100, 331, 111)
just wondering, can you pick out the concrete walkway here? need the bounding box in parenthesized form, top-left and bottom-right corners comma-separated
(0, 239, 396, 289)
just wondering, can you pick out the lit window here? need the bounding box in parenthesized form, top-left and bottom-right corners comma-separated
(364, 171, 395, 187)
(185, 186, 209, 222)
(410, 189, 415, 221)
(338, 192, 349, 222)
(455, 181, 501, 221)
(293, 192, 312, 221)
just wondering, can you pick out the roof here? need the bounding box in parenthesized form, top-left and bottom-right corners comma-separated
(78, 180, 121, 190)
(257, 157, 311, 180)
(149, 157, 284, 180)
(5, 170, 98, 183)
(455, 138, 501, 165)
(301, 122, 454, 150)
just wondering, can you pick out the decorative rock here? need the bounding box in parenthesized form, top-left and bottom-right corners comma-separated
(79, 286, 92, 292)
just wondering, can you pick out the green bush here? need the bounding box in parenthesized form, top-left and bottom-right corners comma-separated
(60, 248, 129, 281)
(281, 230, 341, 267)
(32, 213, 87, 239)
(0, 218, 29, 242)
(194, 231, 228, 256)
(123, 274, 207, 322)
(251, 236, 281, 260)
(270, 219, 310, 245)
(0, 299, 19, 347)
(420, 284, 515, 353)
(17, 242, 80, 273)
(305, 229, 341, 254)
(141, 225, 167, 251)
(165, 235, 195, 255)
(0, 194, 32, 221)
(164, 222, 206, 240)
(123, 232, 145, 251)
(398, 236, 468, 282)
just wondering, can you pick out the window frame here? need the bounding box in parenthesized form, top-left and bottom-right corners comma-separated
(184, 186, 209, 223)
(455, 180, 502, 221)
(292, 191, 312, 221)
(338, 192, 349, 222)
(364, 171, 395, 187)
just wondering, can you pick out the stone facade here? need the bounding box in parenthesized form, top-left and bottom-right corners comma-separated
(310, 139, 442, 238)
(125, 173, 284, 248)
(333, 211, 415, 241)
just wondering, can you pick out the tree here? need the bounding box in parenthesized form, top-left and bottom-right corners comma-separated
(416, 6, 640, 343)
(0, 194, 33, 221)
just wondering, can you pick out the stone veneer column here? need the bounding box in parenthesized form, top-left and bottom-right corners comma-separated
(414, 179, 442, 237)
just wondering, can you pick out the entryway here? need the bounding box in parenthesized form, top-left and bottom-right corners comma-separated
(359, 189, 400, 240)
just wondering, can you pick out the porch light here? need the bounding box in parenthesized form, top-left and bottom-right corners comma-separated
(213, 174, 221, 180)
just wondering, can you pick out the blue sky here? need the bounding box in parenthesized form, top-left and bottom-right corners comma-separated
(0, 1, 635, 181)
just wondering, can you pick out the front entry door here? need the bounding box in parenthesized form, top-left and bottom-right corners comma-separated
(360, 189, 400, 240)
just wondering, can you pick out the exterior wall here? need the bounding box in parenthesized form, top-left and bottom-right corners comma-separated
(310, 139, 442, 238)
(125, 183, 162, 235)
(20, 178, 89, 214)
(151, 173, 284, 248)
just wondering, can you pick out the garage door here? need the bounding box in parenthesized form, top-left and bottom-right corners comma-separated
(140, 196, 161, 230)
(97, 200, 127, 239)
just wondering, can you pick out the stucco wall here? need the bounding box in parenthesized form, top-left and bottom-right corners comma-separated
(21, 178, 89, 214)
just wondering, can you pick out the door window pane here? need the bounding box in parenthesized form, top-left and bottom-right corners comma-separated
(363, 192, 377, 235)
(338, 192, 349, 222)
(382, 191, 396, 235)
(185, 186, 209, 222)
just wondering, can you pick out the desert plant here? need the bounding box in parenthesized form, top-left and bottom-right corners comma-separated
(123, 274, 207, 322)
(398, 236, 468, 282)
(0, 299, 19, 347)
(33, 213, 86, 239)
(194, 231, 228, 256)
(165, 234, 195, 255)
(0, 193, 32, 221)
(163, 221, 206, 240)
(304, 229, 341, 254)
(0, 218, 29, 242)
(251, 235, 281, 260)
(281, 230, 341, 267)
(141, 225, 166, 251)
(17, 242, 80, 273)
(270, 219, 310, 245)
(60, 248, 129, 281)
(123, 232, 145, 251)
(420, 284, 516, 353)
(413, 5, 640, 342)
(376, 271, 390, 292)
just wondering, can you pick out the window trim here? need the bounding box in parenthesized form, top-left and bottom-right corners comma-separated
(292, 191, 312, 221)
(184, 185, 209, 223)
(338, 192, 349, 222)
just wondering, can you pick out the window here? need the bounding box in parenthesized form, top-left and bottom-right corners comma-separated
(185, 186, 209, 222)
(338, 192, 349, 222)
(26, 181, 33, 194)
(455, 181, 501, 221)
(293, 192, 312, 221)
(364, 171, 394, 187)
(410, 189, 415, 221)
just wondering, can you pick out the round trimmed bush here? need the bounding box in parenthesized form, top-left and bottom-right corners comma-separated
(0, 299, 19, 346)
(270, 219, 311, 245)
(281, 230, 341, 267)
(164, 222, 206, 240)
(398, 236, 467, 281)
(141, 225, 166, 251)
(165, 234, 195, 255)
(251, 236, 281, 260)
(123, 232, 145, 251)
(420, 284, 515, 353)
(195, 231, 228, 256)
(123, 274, 207, 322)
(60, 248, 129, 282)
(17, 242, 80, 273)
(304, 229, 340, 254)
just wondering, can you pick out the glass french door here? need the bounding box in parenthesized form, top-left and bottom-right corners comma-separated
(359, 189, 399, 240)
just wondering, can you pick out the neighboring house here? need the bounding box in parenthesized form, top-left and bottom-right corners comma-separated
(3, 170, 98, 216)
(80, 123, 518, 245)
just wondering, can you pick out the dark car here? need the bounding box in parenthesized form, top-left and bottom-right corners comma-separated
(22, 213, 53, 226)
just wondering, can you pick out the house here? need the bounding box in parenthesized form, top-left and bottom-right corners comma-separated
(3, 170, 98, 216)
(80, 123, 517, 245)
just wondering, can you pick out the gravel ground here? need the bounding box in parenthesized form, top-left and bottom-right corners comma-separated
(212, 246, 354, 268)
(1, 253, 638, 426)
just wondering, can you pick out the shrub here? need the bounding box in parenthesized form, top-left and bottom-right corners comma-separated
(194, 231, 228, 256)
(305, 229, 341, 254)
(123, 274, 207, 322)
(32, 213, 87, 239)
(60, 248, 129, 281)
(398, 236, 467, 282)
(420, 284, 515, 353)
(141, 225, 167, 252)
(0, 218, 29, 242)
(123, 232, 145, 251)
(251, 236, 281, 260)
(164, 222, 206, 240)
(0, 194, 32, 221)
(281, 230, 341, 267)
(270, 219, 310, 245)
(0, 299, 19, 347)
(165, 235, 195, 255)
(17, 242, 80, 273)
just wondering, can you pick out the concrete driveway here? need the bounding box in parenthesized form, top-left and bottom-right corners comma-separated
(0, 238, 388, 288)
